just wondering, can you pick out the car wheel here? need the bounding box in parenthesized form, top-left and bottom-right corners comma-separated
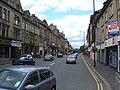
(74, 61, 76, 64)
(66, 61, 68, 64)
(51, 87, 56, 90)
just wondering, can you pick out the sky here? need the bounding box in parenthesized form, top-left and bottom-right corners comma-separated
(20, 0, 106, 49)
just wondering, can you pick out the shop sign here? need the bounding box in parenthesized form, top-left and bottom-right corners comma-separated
(0, 39, 10, 45)
(105, 36, 118, 47)
(11, 40, 22, 47)
(108, 20, 119, 35)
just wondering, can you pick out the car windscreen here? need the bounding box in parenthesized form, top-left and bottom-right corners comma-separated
(68, 56, 75, 59)
(45, 55, 51, 57)
(0, 69, 26, 89)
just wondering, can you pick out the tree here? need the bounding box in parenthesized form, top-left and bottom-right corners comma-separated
(79, 45, 84, 53)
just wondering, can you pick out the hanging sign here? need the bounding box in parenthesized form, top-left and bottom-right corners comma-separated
(108, 20, 119, 35)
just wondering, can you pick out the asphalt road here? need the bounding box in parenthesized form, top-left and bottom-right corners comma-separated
(0, 55, 99, 90)
(36, 55, 97, 90)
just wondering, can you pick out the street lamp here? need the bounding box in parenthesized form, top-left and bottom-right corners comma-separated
(80, 31, 85, 55)
(93, 0, 96, 67)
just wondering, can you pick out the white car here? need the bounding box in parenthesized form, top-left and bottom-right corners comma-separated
(57, 53, 63, 58)
(66, 55, 76, 64)
(21, 54, 33, 60)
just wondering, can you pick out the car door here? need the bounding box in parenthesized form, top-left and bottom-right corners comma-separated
(37, 70, 51, 90)
(22, 71, 40, 90)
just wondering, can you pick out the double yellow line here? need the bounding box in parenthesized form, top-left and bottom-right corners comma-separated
(83, 57, 103, 90)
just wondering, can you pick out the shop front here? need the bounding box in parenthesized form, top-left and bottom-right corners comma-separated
(106, 46, 118, 67)
(0, 38, 10, 58)
(105, 36, 118, 69)
(11, 40, 22, 58)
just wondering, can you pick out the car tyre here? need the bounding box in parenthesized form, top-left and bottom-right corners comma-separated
(66, 61, 68, 64)
(51, 87, 56, 90)
(74, 61, 76, 64)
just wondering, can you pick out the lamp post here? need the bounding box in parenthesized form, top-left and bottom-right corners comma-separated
(80, 31, 85, 55)
(93, 0, 96, 67)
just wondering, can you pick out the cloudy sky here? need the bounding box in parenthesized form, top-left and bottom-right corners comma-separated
(20, 0, 106, 48)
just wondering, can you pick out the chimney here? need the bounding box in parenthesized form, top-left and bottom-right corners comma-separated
(31, 14, 35, 17)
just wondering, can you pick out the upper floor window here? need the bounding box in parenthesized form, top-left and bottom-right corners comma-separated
(105, 11, 108, 21)
(0, 6, 10, 21)
(7, 11, 10, 21)
(0, 6, 2, 18)
(119, 0, 120, 7)
(3, 8, 7, 19)
(22, 22, 25, 29)
(13, 28, 20, 40)
(109, 4, 113, 18)
(14, 15, 21, 26)
(0, 23, 9, 37)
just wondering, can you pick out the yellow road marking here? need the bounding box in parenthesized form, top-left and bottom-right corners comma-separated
(82, 57, 103, 90)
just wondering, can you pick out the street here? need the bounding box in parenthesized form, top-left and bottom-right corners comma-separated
(35, 54, 98, 90)
(0, 54, 101, 90)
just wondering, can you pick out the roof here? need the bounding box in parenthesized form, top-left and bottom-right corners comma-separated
(3, 65, 50, 73)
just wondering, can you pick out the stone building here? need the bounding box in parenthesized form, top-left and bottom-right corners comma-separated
(87, 0, 120, 71)
(0, 0, 71, 60)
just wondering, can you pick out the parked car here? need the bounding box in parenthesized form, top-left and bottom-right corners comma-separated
(57, 53, 63, 58)
(12, 55, 35, 65)
(44, 54, 54, 61)
(66, 55, 76, 64)
(21, 54, 33, 60)
(0, 65, 56, 90)
(72, 53, 78, 59)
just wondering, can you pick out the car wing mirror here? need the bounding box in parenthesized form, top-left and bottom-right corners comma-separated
(24, 85, 34, 90)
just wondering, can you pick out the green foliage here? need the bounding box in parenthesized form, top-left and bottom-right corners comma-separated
(79, 45, 84, 53)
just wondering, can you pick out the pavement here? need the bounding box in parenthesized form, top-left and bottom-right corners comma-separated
(83, 55, 116, 90)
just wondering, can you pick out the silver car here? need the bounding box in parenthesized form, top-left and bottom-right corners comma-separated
(44, 54, 54, 61)
(0, 65, 56, 90)
(66, 55, 76, 64)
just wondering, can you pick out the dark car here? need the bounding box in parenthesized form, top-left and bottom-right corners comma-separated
(44, 54, 54, 61)
(12, 56, 35, 65)
(0, 65, 56, 90)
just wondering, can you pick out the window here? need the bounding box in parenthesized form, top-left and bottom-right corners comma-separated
(14, 15, 20, 26)
(0, 69, 25, 89)
(7, 11, 10, 21)
(109, 4, 113, 18)
(119, 0, 120, 7)
(0, 24, 9, 37)
(24, 71, 39, 86)
(39, 70, 50, 81)
(3, 8, 7, 19)
(22, 22, 25, 29)
(13, 28, 20, 40)
(105, 11, 107, 21)
(0, 6, 2, 18)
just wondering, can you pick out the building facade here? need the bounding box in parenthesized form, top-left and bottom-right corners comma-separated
(87, 0, 120, 71)
(0, 0, 71, 60)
